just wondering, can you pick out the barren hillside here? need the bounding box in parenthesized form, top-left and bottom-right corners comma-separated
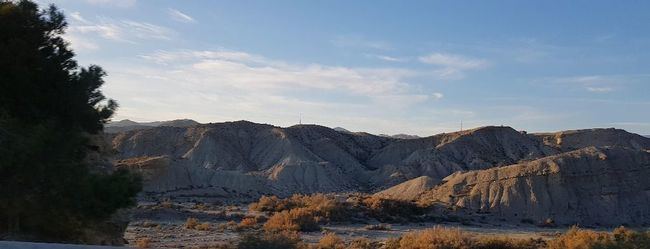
(418, 146, 650, 226)
(110, 121, 650, 200)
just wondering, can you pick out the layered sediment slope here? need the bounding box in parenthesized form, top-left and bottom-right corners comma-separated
(418, 147, 650, 226)
(110, 121, 650, 200)
(374, 176, 438, 201)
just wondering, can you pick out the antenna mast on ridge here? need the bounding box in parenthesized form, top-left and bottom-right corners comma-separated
(460, 120, 463, 132)
(299, 113, 302, 125)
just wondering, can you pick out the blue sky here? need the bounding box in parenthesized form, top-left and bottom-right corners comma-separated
(43, 0, 650, 136)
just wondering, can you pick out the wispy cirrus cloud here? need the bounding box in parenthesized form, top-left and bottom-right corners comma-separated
(168, 8, 195, 23)
(64, 12, 175, 50)
(366, 54, 408, 62)
(419, 53, 489, 79)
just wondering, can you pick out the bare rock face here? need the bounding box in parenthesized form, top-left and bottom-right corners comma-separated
(368, 126, 558, 186)
(418, 147, 650, 226)
(374, 176, 438, 201)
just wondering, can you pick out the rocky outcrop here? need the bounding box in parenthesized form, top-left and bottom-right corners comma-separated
(418, 147, 650, 226)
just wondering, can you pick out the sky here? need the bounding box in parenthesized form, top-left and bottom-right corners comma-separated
(40, 0, 650, 136)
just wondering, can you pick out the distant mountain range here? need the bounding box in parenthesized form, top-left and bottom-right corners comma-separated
(105, 119, 199, 133)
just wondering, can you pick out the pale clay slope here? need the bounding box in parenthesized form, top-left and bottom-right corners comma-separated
(418, 146, 650, 226)
(110, 121, 650, 203)
(373, 176, 438, 201)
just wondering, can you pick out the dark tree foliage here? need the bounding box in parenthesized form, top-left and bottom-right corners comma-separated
(0, 0, 141, 242)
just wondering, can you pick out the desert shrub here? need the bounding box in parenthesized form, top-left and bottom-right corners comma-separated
(364, 223, 391, 231)
(238, 217, 260, 230)
(361, 196, 425, 222)
(249, 196, 291, 212)
(398, 227, 473, 249)
(313, 233, 346, 249)
(196, 222, 212, 231)
(384, 237, 401, 249)
(264, 208, 320, 232)
(548, 226, 650, 249)
(348, 237, 377, 249)
(474, 237, 545, 249)
(136, 237, 151, 248)
(237, 231, 305, 249)
(185, 217, 199, 229)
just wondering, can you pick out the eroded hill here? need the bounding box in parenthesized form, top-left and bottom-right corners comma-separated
(109, 121, 650, 203)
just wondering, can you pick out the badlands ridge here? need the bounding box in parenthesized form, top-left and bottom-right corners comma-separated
(107, 120, 650, 226)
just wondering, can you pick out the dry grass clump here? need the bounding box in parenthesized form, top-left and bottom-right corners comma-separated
(384, 226, 545, 249)
(238, 217, 260, 230)
(185, 217, 199, 229)
(547, 226, 650, 249)
(196, 222, 212, 231)
(136, 237, 151, 248)
(249, 195, 292, 212)
(263, 208, 320, 232)
(347, 237, 377, 249)
(237, 230, 306, 249)
(312, 233, 346, 249)
(250, 193, 425, 226)
(361, 195, 424, 222)
(250, 194, 349, 222)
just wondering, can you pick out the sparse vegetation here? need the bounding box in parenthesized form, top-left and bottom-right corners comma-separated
(136, 237, 152, 248)
(196, 222, 212, 231)
(237, 231, 306, 249)
(263, 208, 320, 232)
(384, 226, 546, 249)
(313, 233, 346, 249)
(547, 226, 650, 249)
(239, 217, 260, 230)
(249, 193, 427, 229)
(185, 217, 200, 229)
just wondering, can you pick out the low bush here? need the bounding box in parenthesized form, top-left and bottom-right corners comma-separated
(313, 233, 346, 249)
(547, 226, 650, 249)
(185, 217, 200, 229)
(196, 222, 212, 231)
(347, 237, 377, 249)
(237, 231, 306, 249)
(361, 196, 426, 222)
(387, 226, 545, 249)
(136, 237, 151, 248)
(238, 217, 260, 230)
(263, 208, 320, 232)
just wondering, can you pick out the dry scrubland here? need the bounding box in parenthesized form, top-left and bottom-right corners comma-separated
(125, 194, 650, 248)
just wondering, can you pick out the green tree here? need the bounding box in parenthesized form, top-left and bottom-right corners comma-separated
(0, 0, 141, 242)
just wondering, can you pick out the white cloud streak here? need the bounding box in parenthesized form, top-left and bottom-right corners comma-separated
(419, 53, 489, 79)
(168, 8, 195, 23)
(63, 12, 175, 50)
